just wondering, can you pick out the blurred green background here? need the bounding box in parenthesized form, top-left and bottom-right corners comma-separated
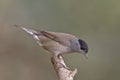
(0, 0, 120, 80)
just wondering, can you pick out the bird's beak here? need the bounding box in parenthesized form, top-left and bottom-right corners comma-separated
(79, 50, 88, 59)
(84, 53, 88, 59)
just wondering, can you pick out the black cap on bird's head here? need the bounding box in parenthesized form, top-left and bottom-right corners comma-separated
(78, 39, 88, 59)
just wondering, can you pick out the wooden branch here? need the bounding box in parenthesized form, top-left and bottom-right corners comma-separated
(51, 55, 77, 80)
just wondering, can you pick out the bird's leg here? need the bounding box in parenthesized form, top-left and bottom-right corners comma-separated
(58, 55, 68, 69)
(51, 54, 69, 70)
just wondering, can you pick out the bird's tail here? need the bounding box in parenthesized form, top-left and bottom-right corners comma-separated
(14, 25, 38, 35)
(14, 25, 42, 46)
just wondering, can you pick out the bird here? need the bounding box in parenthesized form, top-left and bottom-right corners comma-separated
(15, 25, 88, 59)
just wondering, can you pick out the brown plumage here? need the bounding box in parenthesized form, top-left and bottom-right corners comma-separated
(15, 25, 88, 58)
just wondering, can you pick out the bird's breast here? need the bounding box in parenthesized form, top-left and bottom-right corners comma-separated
(42, 41, 71, 55)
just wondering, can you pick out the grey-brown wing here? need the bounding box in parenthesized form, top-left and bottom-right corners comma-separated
(38, 31, 78, 47)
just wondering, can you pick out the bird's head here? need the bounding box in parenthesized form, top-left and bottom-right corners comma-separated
(78, 39, 88, 59)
